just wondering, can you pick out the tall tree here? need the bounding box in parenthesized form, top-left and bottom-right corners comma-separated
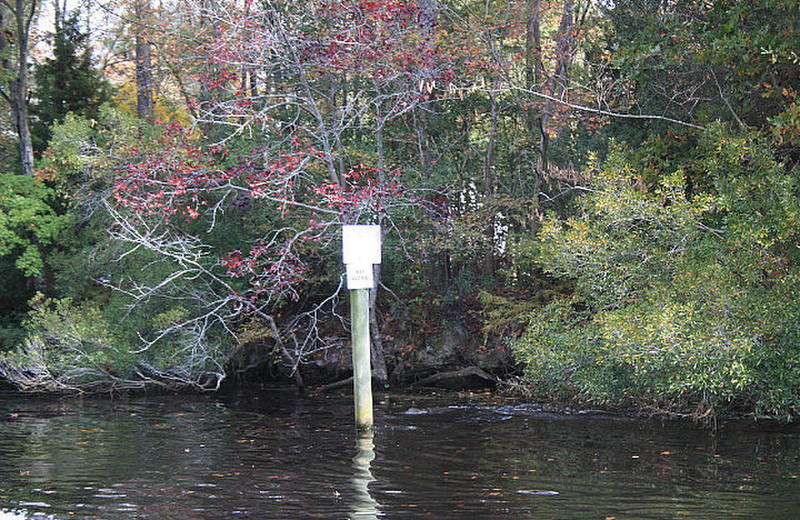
(32, 9, 109, 152)
(0, 0, 37, 176)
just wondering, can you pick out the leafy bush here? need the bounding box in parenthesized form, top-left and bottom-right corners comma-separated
(0, 173, 69, 278)
(0, 292, 228, 393)
(0, 295, 127, 392)
(514, 126, 800, 419)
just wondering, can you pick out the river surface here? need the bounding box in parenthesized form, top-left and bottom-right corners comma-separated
(0, 389, 799, 519)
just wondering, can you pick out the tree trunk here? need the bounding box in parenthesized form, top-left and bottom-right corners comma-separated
(369, 264, 388, 383)
(483, 88, 498, 281)
(524, 0, 542, 139)
(368, 107, 389, 383)
(9, 84, 35, 176)
(0, 0, 47, 291)
(415, 0, 438, 180)
(483, 89, 497, 195)
(0, 0, 36, 176)
(415, 110, 432, 178)
(134, 0, 155, 122)
(538, 0, 577, 193)
(525, 0, 544, 231)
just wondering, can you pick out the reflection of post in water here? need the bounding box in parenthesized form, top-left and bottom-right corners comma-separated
(350, 434, 380, 520)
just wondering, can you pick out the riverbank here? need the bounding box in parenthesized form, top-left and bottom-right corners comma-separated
(0, 351, 790, 429)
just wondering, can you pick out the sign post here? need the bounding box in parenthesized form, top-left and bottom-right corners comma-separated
(342, 225, 381, 434)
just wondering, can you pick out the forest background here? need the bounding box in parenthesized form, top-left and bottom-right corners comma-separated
(1, 0, 799, 422)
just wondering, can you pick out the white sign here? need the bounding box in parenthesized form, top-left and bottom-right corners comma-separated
(342, 225, 381, 265)
(346, 263, 375, 290)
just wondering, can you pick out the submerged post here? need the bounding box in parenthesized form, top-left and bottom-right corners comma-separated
(342, 225, 382, 434)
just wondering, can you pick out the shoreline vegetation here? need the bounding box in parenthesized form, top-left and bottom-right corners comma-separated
(2, 1, 800, 427)
(0, 354, 792, 429)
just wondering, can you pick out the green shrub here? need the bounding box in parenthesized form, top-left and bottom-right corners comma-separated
(514, 125, 800, 419)
(0, 293, 227, 393)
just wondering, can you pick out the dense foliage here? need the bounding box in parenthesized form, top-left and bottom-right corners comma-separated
(0, 0, 798, 420)
(31, 10, 110, 152)
(516, 128, 800, 419)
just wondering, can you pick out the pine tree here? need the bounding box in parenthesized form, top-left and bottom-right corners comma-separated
(31, 10, 109, 153)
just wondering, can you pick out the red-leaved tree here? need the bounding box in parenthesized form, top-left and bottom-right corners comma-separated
(108, 114, 414, 389)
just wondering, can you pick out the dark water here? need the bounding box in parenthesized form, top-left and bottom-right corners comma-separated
(0, 390, 799, 519)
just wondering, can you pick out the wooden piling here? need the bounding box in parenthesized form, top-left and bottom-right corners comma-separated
(350, 287, 373, 433)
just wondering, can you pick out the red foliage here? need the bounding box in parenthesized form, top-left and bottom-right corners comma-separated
(221, 238, 308, 302)
(219, 161, 409, 303)
(311, 163, 404, 217)
(113, 123, 409, 305)
(113, 123, 233, 220)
